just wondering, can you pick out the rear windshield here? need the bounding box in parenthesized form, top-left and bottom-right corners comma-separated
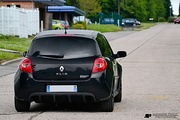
(28, 36, 100, 59)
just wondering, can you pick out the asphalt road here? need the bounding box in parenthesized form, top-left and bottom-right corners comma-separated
(0, 62, 19, 77)
(0, 24, 180, 120)
(103, 31, 136, 41)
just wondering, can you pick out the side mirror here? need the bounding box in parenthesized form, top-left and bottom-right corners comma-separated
(114, 51, 127, 59)
(23, 51, 27, 57)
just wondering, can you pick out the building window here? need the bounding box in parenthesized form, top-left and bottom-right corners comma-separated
(7, 4, 21, 8)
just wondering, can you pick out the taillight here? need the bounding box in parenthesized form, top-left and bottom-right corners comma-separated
(19, 58, 32, 73)
(92, 58, 107, 73)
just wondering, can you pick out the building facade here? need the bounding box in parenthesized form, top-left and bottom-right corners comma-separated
(1, 0, 65, 30)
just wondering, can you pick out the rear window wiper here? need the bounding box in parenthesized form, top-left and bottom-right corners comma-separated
(38, 54, 64, 59)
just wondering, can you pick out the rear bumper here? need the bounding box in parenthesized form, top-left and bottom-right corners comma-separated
(14, 71, 113, 103)
(29, 92, 96, 103)
(174, 22, 180, 24)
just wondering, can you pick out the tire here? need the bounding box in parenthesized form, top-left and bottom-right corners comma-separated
(98, 96, 114, 112)
(114, 64, 123, 102)
(114, 80, 122, 102)
(15, 97, 30, 112)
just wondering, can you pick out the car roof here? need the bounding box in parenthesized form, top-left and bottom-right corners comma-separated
(123, 18, 135, 19)
(35, 30, 99, 40)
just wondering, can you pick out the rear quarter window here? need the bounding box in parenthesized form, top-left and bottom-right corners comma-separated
(96, 34, 113, 57)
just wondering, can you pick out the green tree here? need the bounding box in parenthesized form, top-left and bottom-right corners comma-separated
(164, 0, 173, 19)
(155, 0, 166, 21)
(100, 0, 118, 14)
(77, 0, 101, 18)
(146, 0, 157, 21)
(120, 0, 147, 21)
(66, 0, 101, 21)
(120, 0, 137, 18)
(65, 0, 80, 7)
(135, 0, 148, 21)
(66, 0, 172, 22)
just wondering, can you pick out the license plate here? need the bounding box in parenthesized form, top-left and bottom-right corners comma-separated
(46, 85, 77, 92)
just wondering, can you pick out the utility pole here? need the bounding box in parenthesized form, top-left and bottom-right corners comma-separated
(118, 0, 120, 15)
(169, 6, 172, 17)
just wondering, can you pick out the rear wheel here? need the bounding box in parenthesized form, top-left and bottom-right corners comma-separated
(15, 97, 30, 112)
(98, 95, 114, 112)
(114, 89, 122, 102)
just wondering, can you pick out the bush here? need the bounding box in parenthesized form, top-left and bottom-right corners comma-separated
(72, 21, 86, 30)
(72, 24, 85, 29)
(158, 17, 166, 22)
(0, 34, 11, 39)
(168, 17, 176, 23)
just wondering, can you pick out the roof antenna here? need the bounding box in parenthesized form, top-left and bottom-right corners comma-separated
(65, 27, 67, 34)
(64, 20, 67, 34)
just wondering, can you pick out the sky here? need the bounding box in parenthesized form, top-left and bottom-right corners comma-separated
(171, 0, 179, 15)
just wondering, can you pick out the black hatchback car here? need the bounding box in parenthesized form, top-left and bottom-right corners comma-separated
(14, 30, 126, 112)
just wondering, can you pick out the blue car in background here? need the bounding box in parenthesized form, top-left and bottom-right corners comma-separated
(122, 18, 141, 27)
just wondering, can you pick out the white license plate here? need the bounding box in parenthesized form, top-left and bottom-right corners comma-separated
(46, 85, 77, 92)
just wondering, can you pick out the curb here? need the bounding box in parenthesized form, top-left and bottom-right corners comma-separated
(0, 58, 23, 66)
(0, 48, 22, 54)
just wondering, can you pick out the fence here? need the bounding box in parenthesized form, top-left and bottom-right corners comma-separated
(98, 12, 122, 26)
(0, 6, 39, 38)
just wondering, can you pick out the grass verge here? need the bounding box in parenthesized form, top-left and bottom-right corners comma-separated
(87, 24, 123, 32)
(86, 23, 156, 32)
(0, 35, 32, 52)
(0, 52, 22, 64)
(0, 35, 32, 64)
(134, 22, 156, 31)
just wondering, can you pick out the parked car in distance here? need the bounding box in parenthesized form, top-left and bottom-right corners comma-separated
(122, 18, 140, 27)
(121, 19, 125, 26)
(174, 18, 180, 24)
(60, 20, 69, 29)
(14, 30, 126, 112)
(52, 19, 64, 30)
(135, 19, 141, 25)
(102, 18, 114, 24)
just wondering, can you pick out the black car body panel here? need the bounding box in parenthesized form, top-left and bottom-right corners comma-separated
(14, 70, 112, 102)
(31, 56, 95, 80)
(14, 30, 126, 112)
